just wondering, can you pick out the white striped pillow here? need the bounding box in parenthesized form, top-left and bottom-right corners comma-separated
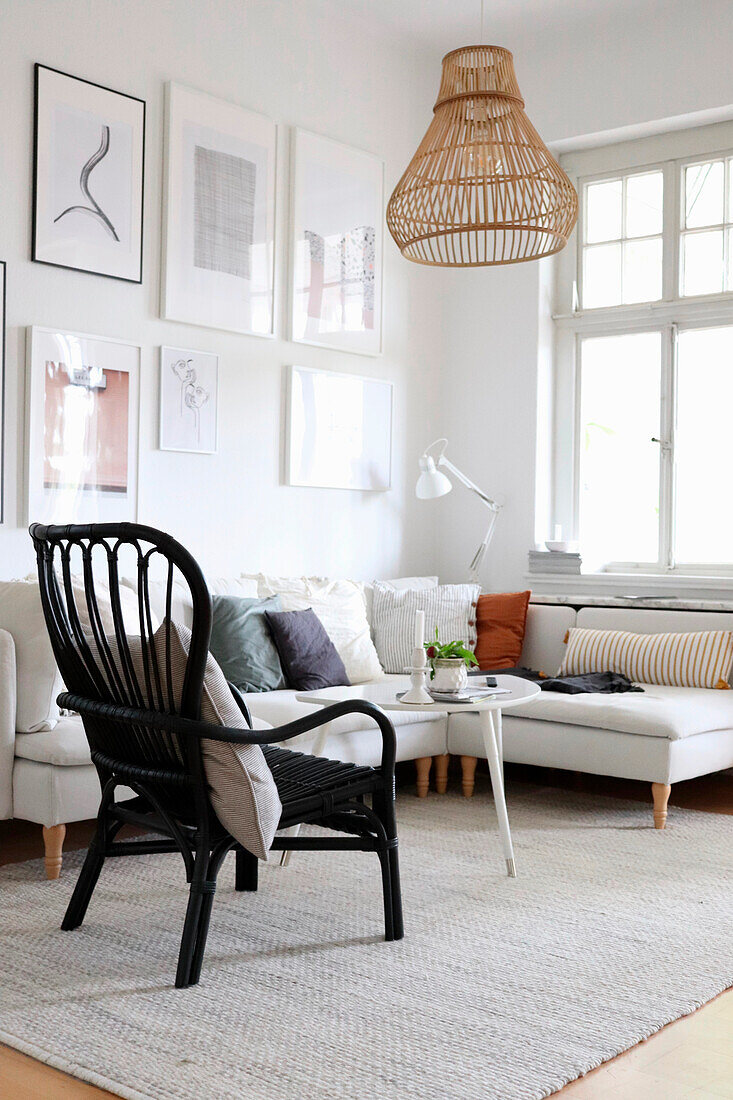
(371, 582, 480, 675)
(559, 626, 733, 688)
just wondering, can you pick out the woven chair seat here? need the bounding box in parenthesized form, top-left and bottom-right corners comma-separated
(264, 746, 380, 824)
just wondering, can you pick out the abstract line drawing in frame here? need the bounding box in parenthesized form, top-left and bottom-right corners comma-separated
(290, 129, 384, 356)
(26, 327, 140, 525)
(286, 365, 392, 491)
(162, 83, 276, 337)
(159, 346, 218, 454)
(0, 262, 5, 522)
(32, 64, 145, 283)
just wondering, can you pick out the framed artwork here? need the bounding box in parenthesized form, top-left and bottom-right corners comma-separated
(0, 262, 5, 522)
(159, 346, 218, 454)
(290, 129, 384, 356)
(32, 64, 145, 283)
(286, 365, 392, 491)
(26, 327, 140, 525)
(162, 83, 276, 337)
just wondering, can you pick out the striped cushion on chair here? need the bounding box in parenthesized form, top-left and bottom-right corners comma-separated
(558, 626, 733, 688)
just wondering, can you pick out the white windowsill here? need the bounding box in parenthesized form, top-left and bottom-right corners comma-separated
(525, 570, 733, 608)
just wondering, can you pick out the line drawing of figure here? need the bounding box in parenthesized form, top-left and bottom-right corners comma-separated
(54, 124, 120, 241)
(171, 358, 210, 447)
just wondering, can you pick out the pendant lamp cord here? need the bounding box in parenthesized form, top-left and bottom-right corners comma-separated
(480, 0, 485, 41)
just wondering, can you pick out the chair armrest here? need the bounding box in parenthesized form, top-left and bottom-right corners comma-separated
(0, 629, 17, 819)
(57, 694, 397, 778)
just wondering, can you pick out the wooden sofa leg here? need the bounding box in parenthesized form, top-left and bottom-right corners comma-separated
(460, 756, 478, 798)
(415, 756, 432, 797)
(651, 783, 672, 830)
(434, 753, 450, 794)
(43, 824, 66, 880)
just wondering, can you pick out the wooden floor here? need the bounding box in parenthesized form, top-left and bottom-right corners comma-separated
(1, 764, 732, 1099)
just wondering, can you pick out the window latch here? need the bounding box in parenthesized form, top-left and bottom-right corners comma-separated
(651, 437, 672, 454)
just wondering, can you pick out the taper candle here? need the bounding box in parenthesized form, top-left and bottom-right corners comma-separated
(414, 609, 425, 649)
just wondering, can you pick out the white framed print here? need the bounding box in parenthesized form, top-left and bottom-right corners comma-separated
(286, 366, 392, 491)
(159, 346, 218, 453)
(32, 65, 145, 283)
(162, 83, 276, 337)
(290, 129, 384, 356)
(26, 327, 140, 525)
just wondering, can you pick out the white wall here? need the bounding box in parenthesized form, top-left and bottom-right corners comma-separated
(0, 0, 444, 582)
(426, 0, 733, 593)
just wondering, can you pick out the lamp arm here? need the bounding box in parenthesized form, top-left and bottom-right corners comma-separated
(437, 456, 501, 512)
(468, 509, 499, 586)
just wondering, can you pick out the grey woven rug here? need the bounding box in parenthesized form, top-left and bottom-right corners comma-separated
(1, 781, 732, 1100)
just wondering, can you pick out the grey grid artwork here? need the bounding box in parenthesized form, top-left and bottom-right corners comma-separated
(193, 146, 256, 279)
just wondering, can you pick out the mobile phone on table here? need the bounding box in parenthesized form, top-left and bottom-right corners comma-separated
(485, 676, 497, 687)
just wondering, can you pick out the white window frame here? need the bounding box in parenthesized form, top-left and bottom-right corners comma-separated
(553, 120, 733, 579)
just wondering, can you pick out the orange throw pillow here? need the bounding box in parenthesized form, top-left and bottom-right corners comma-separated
(474, 591, 531, 669)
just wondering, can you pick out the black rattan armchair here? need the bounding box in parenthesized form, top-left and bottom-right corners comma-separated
(30, 522, 403, 988)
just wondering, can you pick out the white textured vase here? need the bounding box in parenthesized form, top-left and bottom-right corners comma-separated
(431, 658, 468, 693)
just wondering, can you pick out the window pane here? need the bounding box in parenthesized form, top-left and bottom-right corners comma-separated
(681, 230, 724, 296)
(623, 237, 663, 303)
(676, 327, 733, 563)
(579, 333, 661, 564)
(583, 242, 622, 307)
(625, 172, 663, 237)
(585, 180, 622, 243)
(685, 161, 724, 228)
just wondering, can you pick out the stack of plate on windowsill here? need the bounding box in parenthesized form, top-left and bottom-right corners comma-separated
(528, 549, 582, 575)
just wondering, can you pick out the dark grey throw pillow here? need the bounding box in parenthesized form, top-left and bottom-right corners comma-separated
(264, 608, 350, 690)
(210, 595, 286, 693)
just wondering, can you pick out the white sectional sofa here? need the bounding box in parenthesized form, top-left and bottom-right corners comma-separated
(4, 592, 733, 879)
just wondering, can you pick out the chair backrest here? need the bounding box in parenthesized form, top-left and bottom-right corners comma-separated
(30, 522, 213, 783)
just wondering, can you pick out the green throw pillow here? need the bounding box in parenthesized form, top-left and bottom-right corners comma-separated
(210, 594, 287, 693)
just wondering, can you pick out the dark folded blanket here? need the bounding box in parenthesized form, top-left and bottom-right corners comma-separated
(470, 667, 643, 694)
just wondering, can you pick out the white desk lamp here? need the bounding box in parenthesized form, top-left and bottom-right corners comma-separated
(416, 438, 501, 586)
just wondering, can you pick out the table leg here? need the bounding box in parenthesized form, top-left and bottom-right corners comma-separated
(480, 709, 516, 878)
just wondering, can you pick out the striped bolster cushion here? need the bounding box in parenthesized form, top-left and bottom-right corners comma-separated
(558, 627, 733, 688)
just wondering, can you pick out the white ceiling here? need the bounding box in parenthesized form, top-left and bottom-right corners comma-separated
(339, 0, 645, 54)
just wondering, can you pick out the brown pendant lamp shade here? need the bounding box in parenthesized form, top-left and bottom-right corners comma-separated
(386, 45, 578, 266)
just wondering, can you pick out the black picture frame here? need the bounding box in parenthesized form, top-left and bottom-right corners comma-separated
(32, 63, 146, 284)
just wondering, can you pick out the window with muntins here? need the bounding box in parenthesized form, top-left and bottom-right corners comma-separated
(554, 127, 733, 575)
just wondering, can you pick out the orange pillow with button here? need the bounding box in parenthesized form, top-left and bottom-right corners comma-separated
(474, 591, 531, 669)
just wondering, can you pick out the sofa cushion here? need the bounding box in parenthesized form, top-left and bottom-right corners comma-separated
(509, 683, 733, 741)
(210, 594, 286, 693)
(0, 577, 144, 734)
(14, 714, 92, 767)
(475, 591, 531, 669)
(362, 576, 439, 627)
(120, 575, 259, 630)
(15, 711, 275, 767)
(245, 574, 384, 684)
(265, 608, 349, 690)
(371, 582, 480, 674)
(559, 626, 733, 689)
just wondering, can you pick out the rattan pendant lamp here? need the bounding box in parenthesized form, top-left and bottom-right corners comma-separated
(386, 15, 578, 267)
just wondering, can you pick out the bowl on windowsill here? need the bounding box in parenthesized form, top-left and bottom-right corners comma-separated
(544, 540, 579, 553)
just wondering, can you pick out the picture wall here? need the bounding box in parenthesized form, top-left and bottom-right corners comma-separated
(2, 63, 392, 527)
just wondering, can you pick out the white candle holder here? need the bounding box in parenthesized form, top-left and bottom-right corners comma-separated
(402, 645, 434, 705)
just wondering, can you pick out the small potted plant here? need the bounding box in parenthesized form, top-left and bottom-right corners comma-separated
(425, 627, 478, 692)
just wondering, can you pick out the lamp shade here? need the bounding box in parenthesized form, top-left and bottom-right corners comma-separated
(416, 456, 452, 500)
(386, 45, 578, 267)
